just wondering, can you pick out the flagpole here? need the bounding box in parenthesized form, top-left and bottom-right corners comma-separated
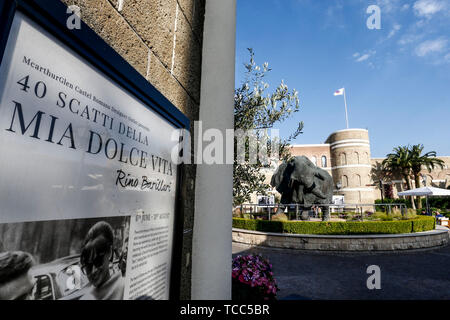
(343, 88, 349, 129)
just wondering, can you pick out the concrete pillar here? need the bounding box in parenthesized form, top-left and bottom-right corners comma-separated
(191, 0, 236, 299)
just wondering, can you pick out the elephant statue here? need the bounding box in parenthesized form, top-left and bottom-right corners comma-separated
(270, 156, 333, 221)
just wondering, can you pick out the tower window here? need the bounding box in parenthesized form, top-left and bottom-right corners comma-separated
(321, 156, 327, 167)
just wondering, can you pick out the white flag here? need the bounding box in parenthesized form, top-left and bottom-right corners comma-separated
(334, 88, 344, 96)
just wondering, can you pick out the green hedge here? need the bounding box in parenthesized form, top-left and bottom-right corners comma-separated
(232, 216, 436, 235)
(412, 216, 436, 232)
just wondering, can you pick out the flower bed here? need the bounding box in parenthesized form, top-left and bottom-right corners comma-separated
(232, 216, 436, 235)
(232, 254, 279, 300)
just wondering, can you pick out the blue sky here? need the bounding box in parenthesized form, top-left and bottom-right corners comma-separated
(235, 0, 450, 157)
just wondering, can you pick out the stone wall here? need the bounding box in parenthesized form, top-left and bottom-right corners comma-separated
(232, 227, 450, 251)
(59, 0, 206, 299)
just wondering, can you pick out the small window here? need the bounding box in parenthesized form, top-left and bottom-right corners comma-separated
(311, 156, 317, 166)
(341, 153, 347, 165)
(356, 174, 361, 186)
(342, 175, 348, 187)
(321, 156, 327, 167)
(355, 152, 360, 164)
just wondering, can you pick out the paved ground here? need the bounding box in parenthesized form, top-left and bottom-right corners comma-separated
(232, 241, 450, 300)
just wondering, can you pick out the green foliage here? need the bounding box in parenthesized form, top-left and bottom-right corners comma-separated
(380, 144, 444, 209)
(232, 216, 435, 235)
(233, 49, 303, 206)
(421, 197, 450, 210)
(382, 146, 413, 189)
(271, 213, 288, 221)
(412, 216, 436, 232)
(375, 198, 410, 206)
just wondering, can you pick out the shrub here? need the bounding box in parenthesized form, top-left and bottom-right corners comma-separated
(371, 211, 388, 219)
(233, 208, 242, 218)
(242, 213, 252, 219)
(399, 210, 417, 220)
(232, 216, 435, 235)
(411, 216, 435, 232)
(271, 213, 288, 221)
(348, 215, 363, 222)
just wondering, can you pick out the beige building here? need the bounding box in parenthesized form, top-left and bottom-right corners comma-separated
(260, 128, 450, 206)
(371, 157, 450, 199)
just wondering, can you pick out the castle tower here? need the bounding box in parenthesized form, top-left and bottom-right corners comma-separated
(325, 129, 375, 205)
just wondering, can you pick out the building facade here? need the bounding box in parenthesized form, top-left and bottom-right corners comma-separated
(260, 128, 450, 206)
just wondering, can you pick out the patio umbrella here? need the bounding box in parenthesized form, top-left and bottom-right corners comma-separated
(398, 186, 450, 213)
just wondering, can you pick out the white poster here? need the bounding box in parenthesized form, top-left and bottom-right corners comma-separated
(0, 12, 180, 300)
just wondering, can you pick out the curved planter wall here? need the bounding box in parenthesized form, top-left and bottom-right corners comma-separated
(232, 227, 449, 251)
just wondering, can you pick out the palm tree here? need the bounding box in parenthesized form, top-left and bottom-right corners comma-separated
(409, 144, 444, 209)
(382, 146, 416, 209)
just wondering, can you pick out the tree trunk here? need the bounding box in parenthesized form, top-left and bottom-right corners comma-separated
(404, 175, 416, 210)
(414, 174, 422, 209)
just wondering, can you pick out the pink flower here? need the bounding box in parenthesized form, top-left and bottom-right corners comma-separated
(232, 254, 279, 299)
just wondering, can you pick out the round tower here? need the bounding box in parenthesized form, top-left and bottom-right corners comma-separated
(325, 129, 375, 205)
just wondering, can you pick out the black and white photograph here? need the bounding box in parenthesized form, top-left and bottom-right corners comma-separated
(0, 216, 130, 300)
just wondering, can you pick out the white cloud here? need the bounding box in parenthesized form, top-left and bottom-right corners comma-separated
(354, 50, 376, 62)
(415, 38, 448, 56)
(387, 24, 402, 39)
(356, 54, 370, 62)
(401, 4, 410, 11)
(398, 33, 424, 46)
(375, 0, 400, 13)
(413, 0, 446, 18)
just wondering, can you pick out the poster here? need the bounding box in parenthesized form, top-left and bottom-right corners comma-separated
(0, 12, 180, 300)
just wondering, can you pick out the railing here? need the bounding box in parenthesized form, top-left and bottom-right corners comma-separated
(234, 203, 408, 221)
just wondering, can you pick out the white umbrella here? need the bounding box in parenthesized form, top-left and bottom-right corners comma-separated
(398, 186, 450, 213)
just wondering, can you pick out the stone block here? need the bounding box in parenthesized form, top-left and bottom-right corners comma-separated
(111, 0, 177, 69)
(177, 0, 194, 29)
(172, 11, 202, 103)
(60, 0, 149, 77)
(146, 51, 189, 114)
(177, 0, 205, 43)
